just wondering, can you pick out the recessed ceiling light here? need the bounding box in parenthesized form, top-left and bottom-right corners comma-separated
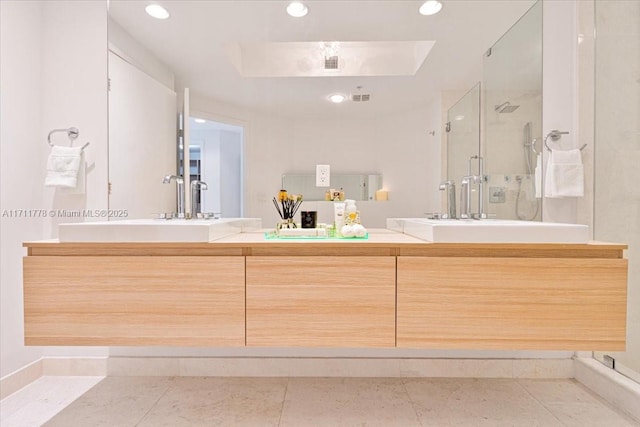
(329, 94, 346, 104)
(287, 1, 308, 18)
(419, 0, 443, 16)
(454, 115, 465, 121)
(145, 4, 170, 20)
(194, 118, 206, 124)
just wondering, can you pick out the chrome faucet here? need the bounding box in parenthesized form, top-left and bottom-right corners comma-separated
(162, 175, 185, 218)
(190, 180, 208, 217)
(439, 180, 456, 219)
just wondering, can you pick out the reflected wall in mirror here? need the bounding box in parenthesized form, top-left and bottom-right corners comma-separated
(107, 1, 536, 226)
(483, 0, 542, 221)
(189, 117, 244, 217)
(446, 82, 481, 188)
(108, 19, 177, 219)
(282, 174, 382, 202)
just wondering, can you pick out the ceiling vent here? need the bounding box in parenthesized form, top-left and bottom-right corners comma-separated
(351, 94, 371, 102)
(324, 56, 339, 70)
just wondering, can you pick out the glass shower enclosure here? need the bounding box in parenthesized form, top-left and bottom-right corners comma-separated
(592, 0, 640, 383)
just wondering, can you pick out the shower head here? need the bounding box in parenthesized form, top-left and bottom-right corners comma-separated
(494, 101, 520, 113)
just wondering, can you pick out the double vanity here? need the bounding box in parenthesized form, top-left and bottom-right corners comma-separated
(22, 218, 628, 351)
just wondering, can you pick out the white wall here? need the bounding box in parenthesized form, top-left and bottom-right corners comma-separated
(108, 18, 175, 91)
(41, 1, 109, 238)
(39, 1, 109, 359)
(108, 52, 176, 219)
(0, 1, 110, 376)
(0, 0, 46, 378)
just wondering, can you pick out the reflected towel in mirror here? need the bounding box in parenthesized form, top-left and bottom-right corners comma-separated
(534, 153, 542, 199)
(544, 149, 584, 198)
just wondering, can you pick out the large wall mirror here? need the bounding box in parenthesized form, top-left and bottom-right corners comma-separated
(106, 1, 538, 223)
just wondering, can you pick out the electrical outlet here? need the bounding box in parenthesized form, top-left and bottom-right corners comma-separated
(316, 164, 330, 187)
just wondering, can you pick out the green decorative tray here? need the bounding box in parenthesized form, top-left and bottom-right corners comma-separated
(264, 230, 369, 240)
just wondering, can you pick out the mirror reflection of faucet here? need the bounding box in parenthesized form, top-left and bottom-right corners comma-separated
(438, 180, 456, 219)
(459, 155, 489, 220)
(190, 180, 208, 218)
(162, 174, 185, 218)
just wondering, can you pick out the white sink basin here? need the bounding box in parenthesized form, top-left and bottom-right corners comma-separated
(387, 218, 589, 243)
(58, 218, 262, 242)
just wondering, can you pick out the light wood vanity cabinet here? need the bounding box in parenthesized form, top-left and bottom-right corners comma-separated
(397, 256, 628, 351)
(246, 256, 396, 347)
(22, 237, 628, 350)
(23, 256, 245, 346)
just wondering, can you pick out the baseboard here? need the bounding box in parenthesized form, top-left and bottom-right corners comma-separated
(42, 357, 108, 377)
(0, 359, 43, 400)
(106, 357, 574, 378)
(574, 357, 640, 423)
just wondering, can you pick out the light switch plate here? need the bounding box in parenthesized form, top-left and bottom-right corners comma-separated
(316, 164, 330, 187)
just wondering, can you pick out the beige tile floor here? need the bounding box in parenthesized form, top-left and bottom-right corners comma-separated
(1, 376, 638, 427)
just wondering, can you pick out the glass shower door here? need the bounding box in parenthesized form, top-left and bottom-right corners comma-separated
(446, 82, 481, 186)
(592, 0, 640, 384)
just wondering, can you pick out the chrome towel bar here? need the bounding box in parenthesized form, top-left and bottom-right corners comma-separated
(544, 130, 587, 152)
(47, 127, 90, 150)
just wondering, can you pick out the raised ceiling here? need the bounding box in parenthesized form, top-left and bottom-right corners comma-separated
(108, 1, 536, 119)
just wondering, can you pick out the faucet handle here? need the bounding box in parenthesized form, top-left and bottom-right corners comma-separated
(191, 179, 208, 190)
(439, 179, 455, 190)
(163, 174, 184, 184)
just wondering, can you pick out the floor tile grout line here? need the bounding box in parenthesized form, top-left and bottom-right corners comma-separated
(277, 377, 290, 427)
(400, 377, 426, 427)
(134, 377, 173, 427)
(515, 379, 569, 426)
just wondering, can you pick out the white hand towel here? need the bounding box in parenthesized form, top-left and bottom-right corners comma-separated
(534, 153, 542, 199)
(61, 152, 86, 194)
(45, 146, 82, 188)
(544, 148, 584, 198)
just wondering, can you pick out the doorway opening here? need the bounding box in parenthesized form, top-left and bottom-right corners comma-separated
(189, 117, 244, 218)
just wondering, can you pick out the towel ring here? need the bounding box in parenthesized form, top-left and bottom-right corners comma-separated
(544, 130, 587, 152)
(47, 127, 90, 150)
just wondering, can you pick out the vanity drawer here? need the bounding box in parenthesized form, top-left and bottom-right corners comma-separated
(23, 256, 245, 346)
(397, 256, 628, 350)
(246, 256, 396, 347)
